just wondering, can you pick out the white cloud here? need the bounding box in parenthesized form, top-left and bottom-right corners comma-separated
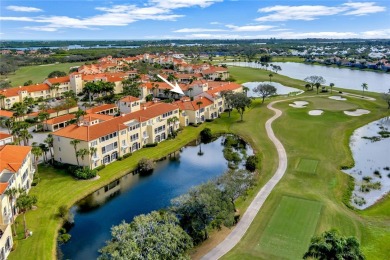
(361, 29, 390, 38)
(149, 0, 223, 9)
(342, 2, 386, 16)
(226, 24, 275, 31)
(174, 28, 225, 33)
(1, 0, 221, 32)
(210, 21, 221, 25)
(6, 5, 43, 12)
(256, 2, 386, 22)
(256, 5, 345, 22)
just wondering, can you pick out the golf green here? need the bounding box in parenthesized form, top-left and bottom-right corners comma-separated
(296, 159, 319, 174)
(255, 196, 322, 259)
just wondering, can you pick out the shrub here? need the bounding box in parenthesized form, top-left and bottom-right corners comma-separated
(245, 155, 259, 172)
(117, 156, 123, 161)
(137, 158, 155, 175)
(95, 165, 106, 171)
(73, 168, 97, 180)
(200, 128, 213, 143)
(143, 143, 158, 148)
(123, 153, 132, 159)
(58, 228, 71, 244)
(58, 205, 68, 220)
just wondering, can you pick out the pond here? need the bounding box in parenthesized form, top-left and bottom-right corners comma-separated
(229, 62, 390, 93)
(343, 117, 390, 209)
(243, 81, 303, 97)
(59, 135, 253, 259)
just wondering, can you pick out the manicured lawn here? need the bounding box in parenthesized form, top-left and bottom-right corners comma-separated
(296, 159, 319, 174)
(308, 97, 358, 111)
(1, 62, 84, 87)
(256, 196, 322, 259)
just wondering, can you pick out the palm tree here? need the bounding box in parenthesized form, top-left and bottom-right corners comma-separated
(89, 147, 97, 169)
(76, 148, 89, 168)
(12, 102, 27, 121)
(329, 83, 334, 94)
(44, 134, 54, 163)
(269, 73, 273, 82)
(20, 129, 33, 146)
(4, 188, 19, 236)
(31, 146, 43, 181)
(70, 139, 81, 166)
(39, 143, 49, 163)
(196, 101, 203, 122)
(361, 83, 368, 96)
(315, 82, 321, 94)
(16, 191, 38, 239)
(75, 109, 86, 123)
(0, 94, 5, 108)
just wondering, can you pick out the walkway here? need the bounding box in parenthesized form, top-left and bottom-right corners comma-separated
(202, 101, 288, 259)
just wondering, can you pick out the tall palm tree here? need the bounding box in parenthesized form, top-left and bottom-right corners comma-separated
(242, 86, 250, 97)
(196, 101, 203, 122)
(20, 129, 33, 146)
(44, 134, 54, 163)
(70, 139, 81, 165)
(329, 83, 335, 94)
(269, 73, 273, 82)
(12, 102, 27, 121)
(76, 148, 89, 168)
(89, 146, 97, 169)
(315, 82, 321, 94)
(361, 83, 368, 96)
(4, 188, 19, 236)
(38, 143, 49, 163)
(31, 146, 43, 181)
(16, 191, 38, 239)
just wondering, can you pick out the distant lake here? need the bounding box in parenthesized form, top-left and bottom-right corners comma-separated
(243, 82, 303, 97)
(230, 62, 390, 93)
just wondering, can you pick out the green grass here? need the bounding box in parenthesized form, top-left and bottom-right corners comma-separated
(1, 62, 84, 87)
(256, 196, 322, 259)
(296, 159, 319, 174)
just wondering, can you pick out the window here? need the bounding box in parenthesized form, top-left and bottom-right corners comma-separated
(58, 137, 60, 142)
(59, 147, 61, 151)
(121, 130, 126, 135)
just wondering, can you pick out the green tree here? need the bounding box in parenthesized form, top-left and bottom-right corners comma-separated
(31, 146, 43, 181)
(329, 83, 335, 94)
(99, 211, 193, 260)
(303, 229, 365, 260)
(315, 82, 321, 94)
(44, 134, 54, 162)
(76, 148, 89, 168)
(4, 188, 20, 236)
(70, 139, 81, 165)
(253, 83, 277, 103)
(231, 92, 252, 121)
(304, 76, 326, 91)
(89, 146, 97, 169)
(48, 70, 66, 78)
(137, 158, 155, 174)
(269, 73, 273, 82)
(75, 109, 86, 123)
(16, 191, 38, 239)
(122, 79, 141, 98)
(221, 90, 233, 117)
(361, 83, 368, 96)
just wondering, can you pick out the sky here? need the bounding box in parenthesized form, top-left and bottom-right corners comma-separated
(1, 0, 389, 40)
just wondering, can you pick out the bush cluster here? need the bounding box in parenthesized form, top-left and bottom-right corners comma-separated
(143, 143, 158, 148)
(74, 168, 97, 180)
(245, 155, 259, 172)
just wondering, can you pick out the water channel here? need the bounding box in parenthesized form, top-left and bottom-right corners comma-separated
(60, 136, 253, 259)
(343, 117, 390, 209)
(229, 62, 390, 93)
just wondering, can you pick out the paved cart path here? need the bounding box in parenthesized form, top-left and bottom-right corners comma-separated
(202, 101, 288, 259)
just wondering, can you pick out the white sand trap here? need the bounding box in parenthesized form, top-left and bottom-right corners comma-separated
(344, 109, 370, 116)
(309, 110, 324, 116)
(329, 96, 347, 101)
(289, 101, 308, 108)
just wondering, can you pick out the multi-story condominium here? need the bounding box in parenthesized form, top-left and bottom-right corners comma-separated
(0, 83, 51, 109)
(118, 96, 141, 114)
(52, 102, 179, 169)
(0, 145, 34, 260)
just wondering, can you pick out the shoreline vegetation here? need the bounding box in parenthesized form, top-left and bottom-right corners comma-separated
(7, 65, 390, 260)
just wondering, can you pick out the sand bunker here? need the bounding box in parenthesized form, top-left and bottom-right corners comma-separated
(329, 96, 347, 101)
(289, 101, 308, 108)
(344, 109, 370, 116)
(308, 110, 324, 116)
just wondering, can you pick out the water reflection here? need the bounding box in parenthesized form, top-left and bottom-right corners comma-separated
(60, 136, 253, 259)
(343, 117, 390, 209)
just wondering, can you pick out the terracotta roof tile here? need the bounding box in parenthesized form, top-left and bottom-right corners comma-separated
(85, 104, 117, 114)
(0, 145, 31, 173)
(0, 83, 50, 97)
(46, 76, 70, 84)
(119, 96, 140, 102)
(45, 114, 75, 125)
(0, 132, 12, 140)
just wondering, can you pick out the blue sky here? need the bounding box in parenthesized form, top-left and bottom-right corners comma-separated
(1, 0, 389, 40)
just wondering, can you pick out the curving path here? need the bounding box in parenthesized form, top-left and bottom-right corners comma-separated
(202, 101, 288, 260)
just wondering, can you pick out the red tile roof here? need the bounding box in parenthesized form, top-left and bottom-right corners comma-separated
(0, 132, 12, 140)
(45, 114, 75, 125)
(46, 76, 70, 84)
(0, 110, 14, 118)
(85, 104, 117, 114)
(119, 96, 140, 102)
(53, 102, 178, 141)
(174, 96, 213, 111)
(0, 83, 50, 97)
(0, 145, 31, 173)
(0, 183, 9, 195)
